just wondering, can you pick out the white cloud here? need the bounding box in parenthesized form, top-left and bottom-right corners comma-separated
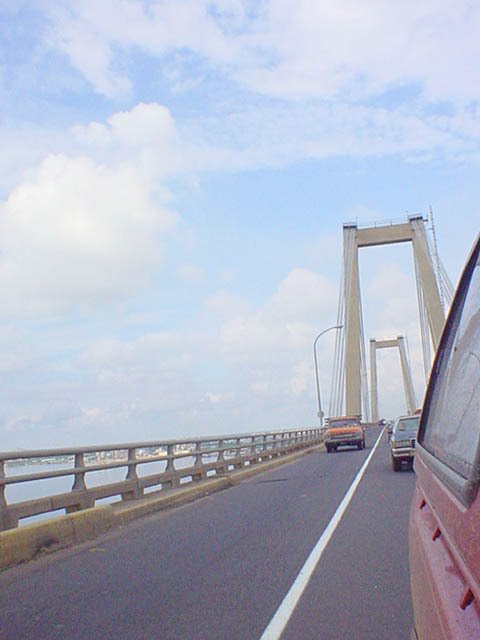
(81, 406, 101, 421)
(0, 325, 38, 373)
(219, 268, 339, 402)
(2, 98, 479, 218)
(0, 123, 73, 196)
(47, 0, 236, 98)
(53, 15, 130, 97)
(82, 332, 191, 386)
(0, 154, 178, 313)
(206, 291, 251, 317)
(32, 1, 480, 171)
(203, 391, 222, 404)
(367, 263, 419, 329)
(0, 1, 474, 199)
(266, 268, 338, 321)
(220, 268, 338, 361)
(239, 1, 480, 104)
(214, 102, 475, 164)
(72, 102, 182, 178)
(46, 1, 480, 106)
(221, 315, 283, 361)
(290, 360, 312, 397)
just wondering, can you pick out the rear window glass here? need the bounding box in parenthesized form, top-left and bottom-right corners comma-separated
(395, 417, 420, 432)
(422, 256, 480, 479)
(328, 419, 358, 428)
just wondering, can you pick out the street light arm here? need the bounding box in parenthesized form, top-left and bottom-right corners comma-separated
(313, 324, 343, 425)
(314, 324, 344, 348)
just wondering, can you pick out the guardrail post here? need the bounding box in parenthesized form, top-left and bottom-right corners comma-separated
(163, 445, 179, 488)
(266, 434, 274, 458)
(256, 435, 266, 461)
(278, 433, 285, 454)
(259, 434, 267, 460)
(165, 445, 175, 473)
(216, 440, 227, 475)
(68, 453, 94, 513)
(249, 436, 258, 465)
(272, 433, 281, 456)
(0, 460, 16, 530)
(0, 460, 6, 508)
(123, 447, 143, 501)
(233, 438, 244, 468)
(193, 442, 205, 481)
(126, 448, 138, 481)
(72, 453, 87, 492)
(265, 434, 275, 460)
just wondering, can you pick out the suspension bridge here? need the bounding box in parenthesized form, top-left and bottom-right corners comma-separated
(0, 214, 453, 640)
(329, 214, 453, 421)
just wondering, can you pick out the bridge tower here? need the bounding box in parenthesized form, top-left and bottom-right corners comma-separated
(369, 336, 417, 422)
(330, 215, 451, 420)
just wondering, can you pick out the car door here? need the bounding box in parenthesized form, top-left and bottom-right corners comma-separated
(410, 233, 480, 640)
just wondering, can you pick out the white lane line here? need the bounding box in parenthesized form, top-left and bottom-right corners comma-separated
(259, 428, 385, 640)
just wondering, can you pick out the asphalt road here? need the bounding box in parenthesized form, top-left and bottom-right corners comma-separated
(0, 427, 415, 640)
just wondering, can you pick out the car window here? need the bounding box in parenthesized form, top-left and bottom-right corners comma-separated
(421, 248, 480, 481)
(396, 417, 419, 432)
(329, 420, 356, 428)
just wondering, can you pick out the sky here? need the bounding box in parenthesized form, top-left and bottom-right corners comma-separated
(0, 0, 479, 450)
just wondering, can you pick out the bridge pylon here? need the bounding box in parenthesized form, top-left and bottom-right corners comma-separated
(330, 215, 449, 420)
(369, 336, 417, 422)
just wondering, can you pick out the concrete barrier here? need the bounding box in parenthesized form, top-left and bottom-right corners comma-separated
(1, 428, 323, 531)
(1, 443, 324, 571)
(0, 506, 114, 570)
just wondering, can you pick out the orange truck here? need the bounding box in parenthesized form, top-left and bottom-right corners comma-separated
(324, 416, 365, 453)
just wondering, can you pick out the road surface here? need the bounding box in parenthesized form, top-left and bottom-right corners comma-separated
(0, 427, 415, 639)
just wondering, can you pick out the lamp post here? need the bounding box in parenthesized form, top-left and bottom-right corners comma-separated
(313, 325, 343, 426)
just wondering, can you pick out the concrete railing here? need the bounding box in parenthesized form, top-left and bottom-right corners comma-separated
(0, 428, 322, 530)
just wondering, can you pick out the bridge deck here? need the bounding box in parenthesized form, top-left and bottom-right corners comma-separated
(0, 426, 414, 640)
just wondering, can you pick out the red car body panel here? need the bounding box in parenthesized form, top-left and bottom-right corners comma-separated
(410, 454, 480, 639)
(409, 232, 480, 639)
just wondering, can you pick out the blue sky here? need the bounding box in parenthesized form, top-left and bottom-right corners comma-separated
(0, 0, 479, 449)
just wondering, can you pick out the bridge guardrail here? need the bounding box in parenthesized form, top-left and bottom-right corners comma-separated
(0, 428, 322, 530)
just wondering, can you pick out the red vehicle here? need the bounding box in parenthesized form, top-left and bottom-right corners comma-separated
(409, 233, 480, 639)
